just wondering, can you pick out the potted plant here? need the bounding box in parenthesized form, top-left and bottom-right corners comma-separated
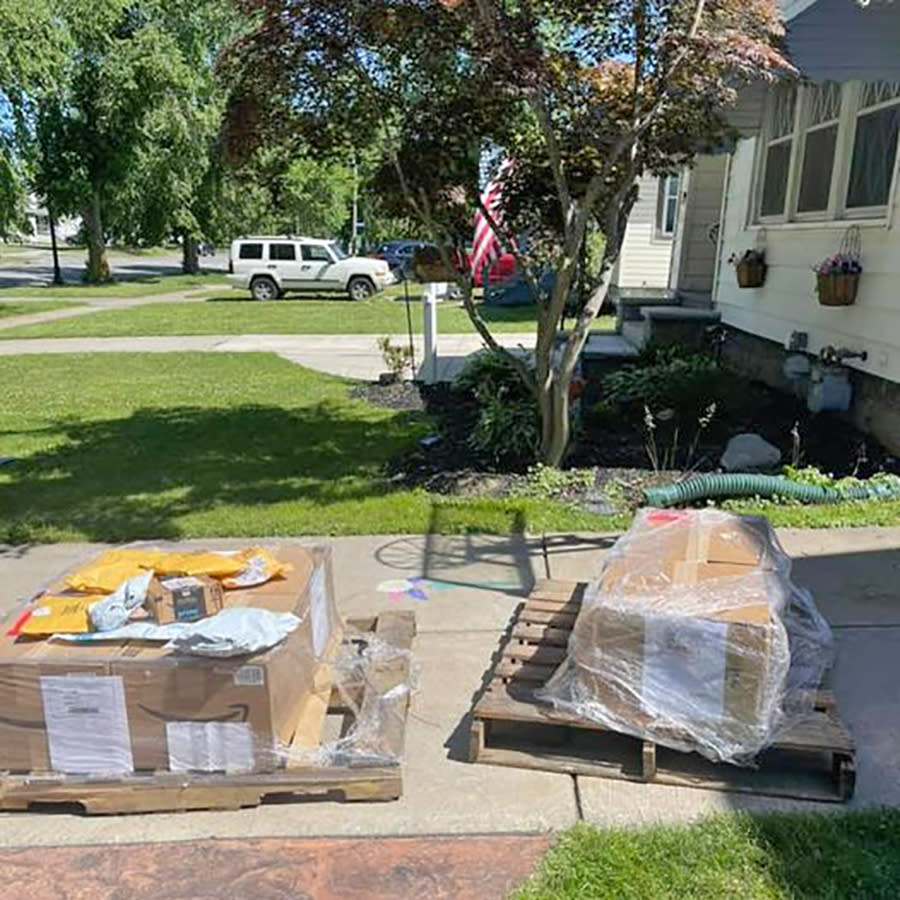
(814, 253, 862, 307)
(728, 249, 767, 288)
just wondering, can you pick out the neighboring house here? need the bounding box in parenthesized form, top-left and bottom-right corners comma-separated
(624, 0, 900, 451)
(19, 196, 80, 244)
(613, 173, 680, 292)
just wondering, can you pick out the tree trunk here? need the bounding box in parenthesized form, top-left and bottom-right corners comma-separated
(182, 233, 199, 274)
(82, 191, 110, 283)
(539, 378, 571, 467)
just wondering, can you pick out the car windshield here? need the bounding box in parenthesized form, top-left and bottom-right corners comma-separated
(330, 242, 349, 260)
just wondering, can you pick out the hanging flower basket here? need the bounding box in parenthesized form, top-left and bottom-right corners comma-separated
(729, 245, 766, 289)
(814, 226, 862, 308)
(736, 258, 767, 288)
(816, 272, 860, 307)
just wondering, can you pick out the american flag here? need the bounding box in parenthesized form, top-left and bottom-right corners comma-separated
(471, 167, 507, 277)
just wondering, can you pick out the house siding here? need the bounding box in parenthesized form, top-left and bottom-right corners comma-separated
(715, 136, 900, 385)
(786, 0, 900, 82)
(615, 175, 673, 290)
(673, 155, 728, 298)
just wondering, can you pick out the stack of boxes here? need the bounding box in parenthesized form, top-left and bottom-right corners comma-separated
(0, 546, 339, 776)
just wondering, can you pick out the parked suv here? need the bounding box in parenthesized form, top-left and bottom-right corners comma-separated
(228, 237, 395, 301)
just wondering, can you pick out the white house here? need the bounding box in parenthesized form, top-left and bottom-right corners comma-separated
(613, 173, 681, 292)
(20, 196, 80, 245)
(638, 0, 900, 450)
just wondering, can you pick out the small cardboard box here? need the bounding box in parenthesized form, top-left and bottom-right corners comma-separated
(570, 512, 790, 756)
(0, 545, 341, 775)
(145, 574, 224, 625)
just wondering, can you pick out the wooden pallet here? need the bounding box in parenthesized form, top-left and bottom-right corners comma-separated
(0, 611, 416, 815)
(469, 581, 856, 803)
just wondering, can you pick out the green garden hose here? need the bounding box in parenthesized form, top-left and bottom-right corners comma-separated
(644, 473, 900, 509)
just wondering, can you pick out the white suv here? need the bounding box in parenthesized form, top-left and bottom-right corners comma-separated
(228, 236, 395, 301)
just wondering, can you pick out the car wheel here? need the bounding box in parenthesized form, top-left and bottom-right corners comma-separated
(250, 276, 278, 302)
(348, 276, 376, 301)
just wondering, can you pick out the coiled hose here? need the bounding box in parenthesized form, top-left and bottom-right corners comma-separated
(644, 473, 900, 509)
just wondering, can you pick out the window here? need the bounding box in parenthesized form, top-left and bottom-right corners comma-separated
(846, 81, 900, 212)
(269, 243, 296, 261)
(657, 175, 680, 237)
(238, 243, 263, 260)
(797, 83, 841, 214)
(301, 244, 332, 262)
(754, 80, 900, 225)
(759, 84, 796, 218)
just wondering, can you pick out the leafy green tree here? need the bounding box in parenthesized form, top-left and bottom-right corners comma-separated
(227, 0, 790, 465)
(0, 0, 67, 240)
(32, 2, 202, 281)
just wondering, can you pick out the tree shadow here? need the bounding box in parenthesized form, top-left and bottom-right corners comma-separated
(0, 403, 425, 543)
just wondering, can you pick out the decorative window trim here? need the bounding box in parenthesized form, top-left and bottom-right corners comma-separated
(753, 80, 900, 228)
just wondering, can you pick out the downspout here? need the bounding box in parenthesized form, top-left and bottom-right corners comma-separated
(710, 151, 733, 310)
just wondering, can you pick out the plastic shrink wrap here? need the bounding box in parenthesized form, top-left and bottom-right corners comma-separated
(538, 509, 833, 765)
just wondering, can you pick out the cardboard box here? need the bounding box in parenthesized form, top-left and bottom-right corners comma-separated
(145, 575, 224, 625)
(569, 511, 791, 758)
(0, 545, 340, 775)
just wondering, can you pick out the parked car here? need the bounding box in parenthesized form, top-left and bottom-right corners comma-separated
(229, 236, 395, 301)
(471, 251, 517, 288)
(372, 240, 429, 278)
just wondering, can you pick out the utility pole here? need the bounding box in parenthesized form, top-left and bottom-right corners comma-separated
(47, 200, 64, 285)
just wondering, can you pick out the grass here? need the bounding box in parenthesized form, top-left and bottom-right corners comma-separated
(726, 497, 900, 528)
(514, 812, 900, 900)
(0, 301, 83, 319)
(0, 353, 609, 543)
(0, 297, 617, 339)
(0, 272, 227, 300)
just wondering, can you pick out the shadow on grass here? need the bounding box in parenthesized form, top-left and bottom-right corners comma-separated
(0, 403, 425, 543)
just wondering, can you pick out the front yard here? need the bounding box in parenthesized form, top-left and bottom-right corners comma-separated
(0, 353, 605, 543)
(0, 297, 616, 339)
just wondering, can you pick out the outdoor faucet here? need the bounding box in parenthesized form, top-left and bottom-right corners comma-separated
(819, 345, 868, 366)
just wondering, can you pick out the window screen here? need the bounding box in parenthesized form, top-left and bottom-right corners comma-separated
(760, 142, 792, 217)
(301, 245, 332, 262)
(657, 175, 680, 237)
(269, 243, 297, 261)
(797, 125, 838, 213)
(846, 105, 900, 209)
(238, 243, 263, 260)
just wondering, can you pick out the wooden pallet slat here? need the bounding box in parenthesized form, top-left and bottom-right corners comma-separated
(470, 587, 856, 803)
(0, 611, 416, 816)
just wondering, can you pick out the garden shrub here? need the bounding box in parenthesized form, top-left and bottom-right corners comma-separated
(454, 351, 539, 469)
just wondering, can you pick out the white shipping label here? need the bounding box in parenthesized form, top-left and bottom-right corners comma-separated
(309, 565, 331, 657)
(641, 617, 729, 724)
(40, 676, 134, 775)
(166, 722, 255, 774)
(233, 665, 265, 687)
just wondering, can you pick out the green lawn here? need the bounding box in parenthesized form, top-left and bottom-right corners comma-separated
(0, 301, 83, 319)
(0, 297, 617, 338)
(0, 353, 608, 543)
(514, 812, 900, 900)
(0, 272, 227, 300)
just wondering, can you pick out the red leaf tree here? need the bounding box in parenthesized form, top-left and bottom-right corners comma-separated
(225, 0, 791, 466)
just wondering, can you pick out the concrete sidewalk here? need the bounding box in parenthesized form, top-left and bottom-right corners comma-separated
(0, 332, 537, 380)
(0, 526, 898, 850)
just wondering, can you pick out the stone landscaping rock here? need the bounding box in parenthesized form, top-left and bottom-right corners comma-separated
(721, 433, 782, 473)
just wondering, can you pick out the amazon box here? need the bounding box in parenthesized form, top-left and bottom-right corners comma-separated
(568, 510, 793, 760)
(0, 545, 340, 775)
(145, 574, 224, 625)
